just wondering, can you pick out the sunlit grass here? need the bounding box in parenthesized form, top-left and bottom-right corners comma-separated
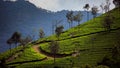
(1, 8, 120, 68)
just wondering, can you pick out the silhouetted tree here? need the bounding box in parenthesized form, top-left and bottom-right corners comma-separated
(55, 25, 64, 40)
(91, 6, 99, 18)
(31, 29, 36, 40)
(52, 20, 62, 34)
(11, 32, 21, 47)
(83, 4, 90, 21)
(102, 15, 114, 31)
(66, 11, 74, 28)
(113, 0, 120, 8)
(73, 11, 83, 25)
(39, 28, 45, 38)
(104, 0, 111, 13)
(100, 3, 104, 13)
(7, 32, 21, 51)
(49, 40, 59, 64)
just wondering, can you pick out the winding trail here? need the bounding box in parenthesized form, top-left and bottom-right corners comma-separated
(32, 45, 78, 58)
(32, 45, 53, 59)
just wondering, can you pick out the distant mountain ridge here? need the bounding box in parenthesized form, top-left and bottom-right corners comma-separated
(0, 0, 98, 53)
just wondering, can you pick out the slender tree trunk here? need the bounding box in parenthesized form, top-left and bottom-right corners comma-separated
(15, 43, 17, 50)
(54, 54, 55, 65)
(69, 23, 70, 28)
(9, 44, 11, 55)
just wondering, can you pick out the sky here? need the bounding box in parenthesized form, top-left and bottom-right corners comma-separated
(6, 0, 115, 12)
(28, 0, 115, 12)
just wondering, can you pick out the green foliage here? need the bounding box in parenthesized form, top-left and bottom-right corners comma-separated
(49, 40, 59, 54)
(55, 25, 64, 39)
(10, 31, 21, 44)
(39, 28, 45, 38)
(91, 6, 99, 18)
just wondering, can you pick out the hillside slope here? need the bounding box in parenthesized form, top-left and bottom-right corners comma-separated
(1, 8, 120, 68)
(0, 0, 96, 53)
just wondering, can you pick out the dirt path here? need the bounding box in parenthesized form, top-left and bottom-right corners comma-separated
(5, 45, 51, 63)
(32, 45, 53, 59)
(32, 45, 79, 58)
(6, 52, 21, 62)
(5, 45, 77, 63)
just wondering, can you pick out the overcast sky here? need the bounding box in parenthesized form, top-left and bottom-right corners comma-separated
(28, 0, 115, 12)
(9, 0, 115, 12)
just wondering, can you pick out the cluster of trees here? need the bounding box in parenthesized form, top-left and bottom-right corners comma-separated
(66, 11, 83, 28)
(6, 32, 32, 54)
(100, 0, 111, 13)
(66, 0, 120, 29)
(66, 3, 99, 29)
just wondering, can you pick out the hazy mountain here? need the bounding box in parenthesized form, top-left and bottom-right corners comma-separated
(0, 0, 99, 53)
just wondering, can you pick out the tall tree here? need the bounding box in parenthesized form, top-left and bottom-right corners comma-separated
(49, 40, 59, 64)
(91, 6, 99, 18)
(104, 0, 111, 13)
(83, 4, 90, 21)
(73, 11, 83, 25)
(10, 32, 21, 49)
(52, 20, 62, 34)
(66, 11, 74, 28)
(39, 28, 45, 38)
(55, 25, 64, 40)
(113, 0, 120, 8)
